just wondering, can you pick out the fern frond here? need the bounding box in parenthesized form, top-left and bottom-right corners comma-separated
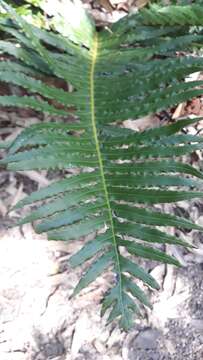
(1, 0, 203, 330)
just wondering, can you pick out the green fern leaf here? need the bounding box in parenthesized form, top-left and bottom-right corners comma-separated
(1, 0, 203, 330)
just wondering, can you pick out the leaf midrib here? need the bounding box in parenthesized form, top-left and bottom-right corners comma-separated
(90, 33, 126, 322)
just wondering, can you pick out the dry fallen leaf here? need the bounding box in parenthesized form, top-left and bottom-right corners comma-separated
(186, 98, 201, 115)
(98, 0, 115, 12)
(17, 170, 50, 187)
(134, 0, 149, 9)
(123, 115, 160, 131)
(71, 310, 98, 358)
(0, 198, 7, 217)
(172, 103, 185, 119)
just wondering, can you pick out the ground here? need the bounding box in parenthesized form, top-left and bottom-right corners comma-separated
(1, 106, 203, 360)
(1, 1, 203, 359)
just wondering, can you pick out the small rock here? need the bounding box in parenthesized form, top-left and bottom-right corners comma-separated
(133, 328, 161, 350)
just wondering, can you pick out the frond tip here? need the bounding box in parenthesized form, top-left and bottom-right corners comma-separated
(1, 0, 203, 330)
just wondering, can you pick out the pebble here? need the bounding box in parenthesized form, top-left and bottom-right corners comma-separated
(133, 328, 161, 350)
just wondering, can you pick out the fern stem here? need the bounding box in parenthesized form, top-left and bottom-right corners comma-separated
(90, 33, 126, 322)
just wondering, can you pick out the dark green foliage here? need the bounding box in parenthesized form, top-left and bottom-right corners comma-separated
(1, 0, 203, 330)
